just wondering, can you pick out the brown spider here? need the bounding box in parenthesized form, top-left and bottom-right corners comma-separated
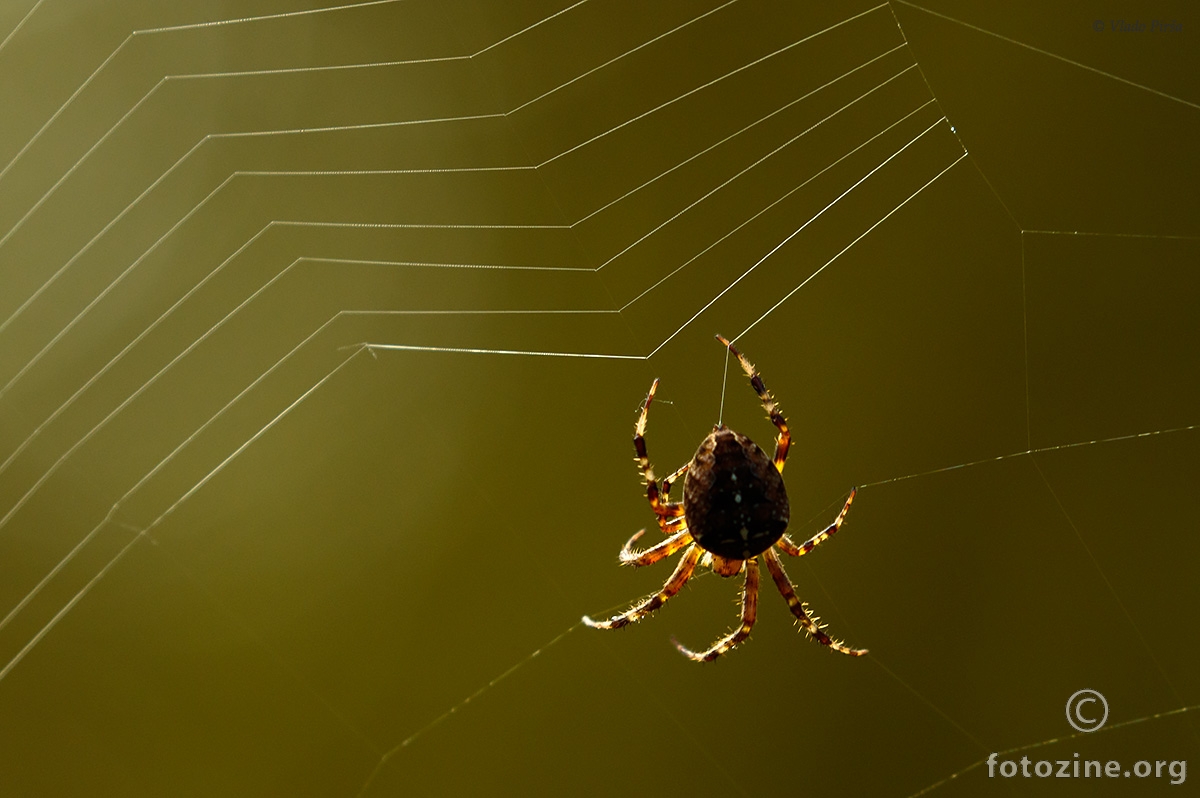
(583, 335, 868, 662)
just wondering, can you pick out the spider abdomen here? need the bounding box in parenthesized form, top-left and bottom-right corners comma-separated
(682, 427, 789, 561)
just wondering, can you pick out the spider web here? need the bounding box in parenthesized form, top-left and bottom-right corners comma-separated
(0, 0, 1196, 794)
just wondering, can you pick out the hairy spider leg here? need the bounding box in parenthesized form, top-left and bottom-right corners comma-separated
(674, 557, 760, 662)
(583, 545, 702, 630)
(655, 462, 690, 535)
(716, 335, 791, 472)
(619, 527, 693, 567)
(777, 488, 857, 557)
(634, 379, 685, 535)
(659, 463, 689, 504)
(763, 548, 867, 656)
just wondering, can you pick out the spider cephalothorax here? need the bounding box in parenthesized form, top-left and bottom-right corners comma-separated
(583, 335, 867, 662)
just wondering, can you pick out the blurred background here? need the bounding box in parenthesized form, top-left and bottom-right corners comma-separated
(0, 0, 1196, 795)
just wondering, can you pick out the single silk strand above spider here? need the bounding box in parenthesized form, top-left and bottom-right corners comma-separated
(584, 335, 867, 662)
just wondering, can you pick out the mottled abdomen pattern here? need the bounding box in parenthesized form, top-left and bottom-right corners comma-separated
(683, 428, 789, 560)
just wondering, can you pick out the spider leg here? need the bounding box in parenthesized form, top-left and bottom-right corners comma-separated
(619, 527, 693, 567)
(634, 379, 685, 533)
(777, 488, 856, 557)
(584, 545, 701, 630)
(673, 557, 759, 662)
(715, 335, 790, 472)
(659, 463, 689, 504)
(763, 548, 867, 656)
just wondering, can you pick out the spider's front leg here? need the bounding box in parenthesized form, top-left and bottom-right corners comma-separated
(634, 379, 685, 533)
(618, 527, 692, 567)
(584, 545, 702, 630)
(716, 335, 790, 472)
(764, 548, 867, 656)
(673, 557, 759, 662)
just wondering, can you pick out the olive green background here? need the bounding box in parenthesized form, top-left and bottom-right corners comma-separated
(0, 0, 1196, 795)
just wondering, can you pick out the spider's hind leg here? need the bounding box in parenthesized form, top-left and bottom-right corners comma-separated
(716, 335, 790, 472)
(634, 379, 686, 533)
(659, 463, 689, 504)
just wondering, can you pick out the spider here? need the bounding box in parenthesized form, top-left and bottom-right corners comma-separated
(583, 335, 868, 662)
